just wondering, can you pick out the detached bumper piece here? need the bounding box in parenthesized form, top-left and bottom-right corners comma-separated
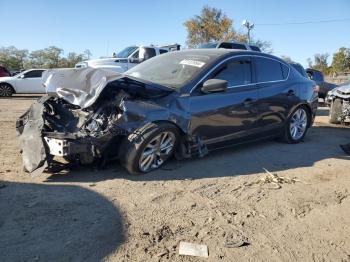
(43, 137, 91, 157)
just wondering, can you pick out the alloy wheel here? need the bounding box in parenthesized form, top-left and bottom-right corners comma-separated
(290, 108, 308, 140)
(0, 85, 13, 97)
(139, 131, 176, 172)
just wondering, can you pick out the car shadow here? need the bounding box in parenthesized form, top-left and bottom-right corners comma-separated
(0, 181, 124, 262)
(45, 124, 350, 183)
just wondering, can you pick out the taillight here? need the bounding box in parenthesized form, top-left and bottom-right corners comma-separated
(312, 84, 319, 93)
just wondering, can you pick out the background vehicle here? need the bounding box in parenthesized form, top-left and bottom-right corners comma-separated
(0, 66, 11, 77)
(290, 63, 308, 78)
(75, 44, 180, 73)
(0, 69, 46, 96)
(198, 41, 261, 51)
(306, 68, 337, 99)
(326, 81, 350, 124)
(18, 49, 318, 175)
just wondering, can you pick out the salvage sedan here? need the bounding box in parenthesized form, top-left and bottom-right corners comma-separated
(16, 49, 318, 175)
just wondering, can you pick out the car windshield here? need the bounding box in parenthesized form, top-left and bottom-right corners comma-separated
(125, 51, 215, 89)
(198, 43, 218, 48)
(116, 46, 138, 58)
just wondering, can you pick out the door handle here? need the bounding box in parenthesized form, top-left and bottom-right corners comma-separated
(287, 90, 295, 96)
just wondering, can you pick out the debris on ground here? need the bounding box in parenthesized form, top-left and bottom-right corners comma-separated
(224, 239, 250, 248)
(244, 168, 307, 189)
(179, 241, 209, 258)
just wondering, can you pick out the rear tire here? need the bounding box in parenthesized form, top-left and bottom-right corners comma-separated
(329, 99, 342, 124)
(0, 83, 14, 97)
(282, 106, 310, 144)
(119, 122, 179, 175)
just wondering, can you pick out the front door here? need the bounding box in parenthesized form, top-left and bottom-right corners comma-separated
(188, 57, 259, 146)
(15, 70, 45, 93)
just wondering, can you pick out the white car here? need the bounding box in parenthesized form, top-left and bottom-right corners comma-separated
(0, 69, 46, 96)
(75, 45, 176, 73)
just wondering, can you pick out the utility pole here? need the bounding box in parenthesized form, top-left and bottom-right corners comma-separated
(242, 20, 255, 44)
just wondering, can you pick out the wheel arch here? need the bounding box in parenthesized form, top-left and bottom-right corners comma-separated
(288, 102, 313, 127)
(0, 82, 16, 93)
(151, 120, 187, 136)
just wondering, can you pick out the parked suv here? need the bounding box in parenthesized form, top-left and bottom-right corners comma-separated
(75, 45, 179, 73)
(0, 66, 11, 77)
(198, 41, 261, 52)
(306, 68, 337, 99)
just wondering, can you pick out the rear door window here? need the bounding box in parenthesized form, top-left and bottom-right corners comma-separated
(143, 48, 156, 60)
(255, 57, 286, 82)
(211, 58, 252, 87)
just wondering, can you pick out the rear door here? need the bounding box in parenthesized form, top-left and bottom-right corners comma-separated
(188, 56, 259, 146)
(253, 56, 298, 132)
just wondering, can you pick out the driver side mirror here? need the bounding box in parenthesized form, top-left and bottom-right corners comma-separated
(201, 79, 228, 94)
(129, 57, 144, 64)
(20, 74, 25, 79)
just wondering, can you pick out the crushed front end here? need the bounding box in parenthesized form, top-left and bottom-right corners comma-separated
(16, 92, 129, 173)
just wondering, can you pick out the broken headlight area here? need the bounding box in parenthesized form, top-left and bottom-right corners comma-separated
(17, 91, 131, 173)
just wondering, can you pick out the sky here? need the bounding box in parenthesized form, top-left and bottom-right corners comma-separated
(1, 0, 350, 67)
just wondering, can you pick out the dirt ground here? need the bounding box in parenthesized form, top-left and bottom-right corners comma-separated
(0, 95, 349, 262)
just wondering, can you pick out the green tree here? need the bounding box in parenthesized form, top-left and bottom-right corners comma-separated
(0, 46, 28, 70)
(28, 49, 46, 68)
(28, 46, 63, 68)
(184, 6, 271, 52)
(307, 53, 330, 74)
(184, 6, 247, 47)
(331, 47, 350, 73)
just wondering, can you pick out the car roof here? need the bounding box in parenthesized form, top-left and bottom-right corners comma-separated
(178, 48, 285, 62)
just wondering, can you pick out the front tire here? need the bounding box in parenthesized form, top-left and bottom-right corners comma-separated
(329, 99, 342, 124)
(119, 123, 179, 175)
(0, 83, 14, 97)
(283, 106, 310, 144)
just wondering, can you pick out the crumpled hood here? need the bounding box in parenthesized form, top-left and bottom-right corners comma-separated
(328, 81, 350, 96)
(42, 68, 123, 108)
(337, 82, 350, 93)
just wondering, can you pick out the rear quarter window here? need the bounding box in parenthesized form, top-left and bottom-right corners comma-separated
(255, 57, 286, 82)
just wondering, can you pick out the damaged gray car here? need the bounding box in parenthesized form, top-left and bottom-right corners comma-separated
(16, 49, 318, 175)
(326, 81, 350, 124)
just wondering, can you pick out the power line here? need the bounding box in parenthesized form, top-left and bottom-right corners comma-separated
(256, 18, 350, 26)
